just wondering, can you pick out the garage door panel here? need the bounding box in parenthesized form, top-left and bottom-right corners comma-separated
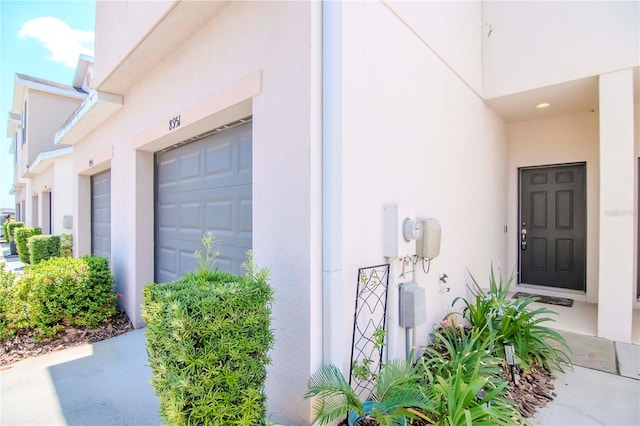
(156, 122, 252, 283)
(178, 203, 203, 230)
(158, 204, 177, 228)
(239, 199, 252, 234)
(157, 158, 178, 187)
(179, 250, 198, 276)
(91, 170, 111, 260)
(179, 151, 202, 183)
(206, 201, 233, 233)
(205, 143, 233, 177)
(239, 135, 252, 173)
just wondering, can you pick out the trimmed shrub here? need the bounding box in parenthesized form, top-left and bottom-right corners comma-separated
(143, 259, 274, 425)
(60, 234, 73, 258)
(6, 222, 24, 242)
(2, 219, 10, 240)
(0, 263, 17, 339)
(28, 235, 61, 264)
(10, 255, 117, 337)
(15, 227, 41, 263)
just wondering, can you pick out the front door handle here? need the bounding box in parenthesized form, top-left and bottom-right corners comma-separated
(521, 224, 527, 250)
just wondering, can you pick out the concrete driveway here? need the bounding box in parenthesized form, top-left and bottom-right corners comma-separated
(0, 329, 161, 426)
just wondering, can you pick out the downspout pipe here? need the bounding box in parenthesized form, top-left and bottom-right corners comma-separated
(322, 0, 343, 366)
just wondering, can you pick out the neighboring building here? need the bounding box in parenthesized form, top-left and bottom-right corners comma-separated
(46, 1, 639, 424)
(6, 57, 93, 234)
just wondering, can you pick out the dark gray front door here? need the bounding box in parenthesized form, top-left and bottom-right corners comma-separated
(155, 122, 252, 283)
(519, 163, 586, 291)
(91, 170, 111, 259)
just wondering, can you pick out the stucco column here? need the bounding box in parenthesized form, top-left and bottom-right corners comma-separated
(597, 69, 635, 343)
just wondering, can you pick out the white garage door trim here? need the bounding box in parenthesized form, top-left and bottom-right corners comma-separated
(155, 120, 252, 283)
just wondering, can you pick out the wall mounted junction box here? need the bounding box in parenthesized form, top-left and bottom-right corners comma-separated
(399, 282, 426, 328)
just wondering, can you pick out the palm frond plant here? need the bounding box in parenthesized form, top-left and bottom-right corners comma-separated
(305, 360, 434, 425)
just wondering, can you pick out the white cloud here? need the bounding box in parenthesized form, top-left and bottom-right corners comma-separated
(19, 17, 94, 68)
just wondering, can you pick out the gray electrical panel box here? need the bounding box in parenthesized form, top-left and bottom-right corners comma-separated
(399, 282, 426, 328)
(63, 215, 73, 229)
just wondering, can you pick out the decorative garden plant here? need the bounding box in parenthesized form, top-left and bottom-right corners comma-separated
(453, 267, 572, 372)
(305, 359, 432, 426)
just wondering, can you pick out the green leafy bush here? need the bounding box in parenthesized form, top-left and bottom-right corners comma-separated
(6, 221, 24, 243)
(453, 267, 571, 372)
(0, 263, 17, 339)
(8, 256, 117, 337)
(28, 235, 61, 264)
(416, 325, 524, 425)
(418, 360, 525, 426)
(15, 227, 41, 263)
(60, 234, 73, 257)
(2, 219, 11, 241)
(143, 252, 274, 425)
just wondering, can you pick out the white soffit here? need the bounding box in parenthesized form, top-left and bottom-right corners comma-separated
(28, 147, 73, 175)
(55, 91, 123, 146)
(485, 77, 599, 123)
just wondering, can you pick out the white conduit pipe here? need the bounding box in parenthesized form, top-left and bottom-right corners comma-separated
(321, 0, 344, 366)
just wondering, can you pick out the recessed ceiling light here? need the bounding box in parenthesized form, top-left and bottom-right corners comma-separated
(536, 102, 551, 109)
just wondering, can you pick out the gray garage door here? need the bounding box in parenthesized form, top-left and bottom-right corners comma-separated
(155, 122, 252, 283)
(91, 170, 111, 259)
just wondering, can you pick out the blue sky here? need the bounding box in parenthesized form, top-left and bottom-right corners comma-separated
(0, 0, 95, 209)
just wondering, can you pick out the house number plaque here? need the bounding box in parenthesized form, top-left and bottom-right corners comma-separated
(169, 115, 181, 131)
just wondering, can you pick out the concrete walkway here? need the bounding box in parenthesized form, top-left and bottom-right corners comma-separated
(0, 329, 161, 426)
(0, 241, 161, 425)
(532, 331, 640, 425)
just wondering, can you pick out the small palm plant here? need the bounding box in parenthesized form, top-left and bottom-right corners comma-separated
(304, 359, 433, 425)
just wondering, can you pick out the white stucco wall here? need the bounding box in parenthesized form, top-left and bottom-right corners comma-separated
(383, 0, 483, 96)
(29, 169, 52, 229)
(483, 1, 640, 98)
(52, 157, 74, 235)
(75, 2, 319, 423)
(507, 112, 600, 303)
(26, 91, 79, 165)
(598, 69, 635, 342)
(336, 1, 508, 364)
(93, 0, 174, 86)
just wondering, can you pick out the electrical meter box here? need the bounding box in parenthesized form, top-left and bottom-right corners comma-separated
(417, 218, 441, 259)
(399, 282, 426, 328)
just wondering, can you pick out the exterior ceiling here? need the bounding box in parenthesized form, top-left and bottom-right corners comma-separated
(486, 67, 640, 124)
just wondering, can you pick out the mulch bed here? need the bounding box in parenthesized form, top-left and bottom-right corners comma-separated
(0, 311, 133, 368)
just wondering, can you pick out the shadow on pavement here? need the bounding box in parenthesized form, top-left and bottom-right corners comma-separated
(47, 329, 161, 426)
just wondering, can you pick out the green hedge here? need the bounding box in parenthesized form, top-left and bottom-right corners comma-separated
(15, 227, 41, 263)
(6, 222, 24, 243)
(0, 263, 17, 339)
(6, 255, 117, 337)
(2, 219, 10, 240)
(28, 235, 61, 264)
(60, 234, 73, 258)
(143, 266, 274, 425)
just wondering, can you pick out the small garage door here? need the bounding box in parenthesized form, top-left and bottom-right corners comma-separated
(91, 170, 111, 259)
(155, 122, 252, 283)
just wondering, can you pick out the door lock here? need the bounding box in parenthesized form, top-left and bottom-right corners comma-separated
(521, 223, 527, 250)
